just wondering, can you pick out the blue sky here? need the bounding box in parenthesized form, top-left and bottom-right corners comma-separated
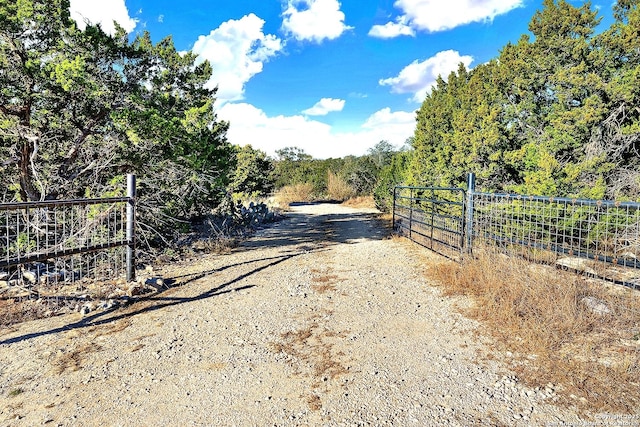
(68, 0, 614, 159)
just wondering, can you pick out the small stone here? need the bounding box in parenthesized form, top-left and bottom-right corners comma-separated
(22, 270, 37, 283)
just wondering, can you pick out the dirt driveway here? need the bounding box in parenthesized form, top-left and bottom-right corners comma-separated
(0, 203, 599, 426)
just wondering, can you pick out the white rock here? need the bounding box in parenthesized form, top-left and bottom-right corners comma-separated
(581, 296, 611, 315)
(556, 257, 597, 275)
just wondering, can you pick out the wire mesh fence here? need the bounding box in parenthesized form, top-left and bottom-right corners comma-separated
(470, 193, 640, 272)
(469, 191, 640, 315)
(0, 176, 135, 300)
(394, 174, 640, 312)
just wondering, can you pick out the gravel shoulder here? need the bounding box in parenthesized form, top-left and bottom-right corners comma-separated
(0, 203, 607, 426)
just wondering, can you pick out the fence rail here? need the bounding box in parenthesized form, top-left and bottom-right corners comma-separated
(0, 175, 136, 295)
(394, 174, 640, 291)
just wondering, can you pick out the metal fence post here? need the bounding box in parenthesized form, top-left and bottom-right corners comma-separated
(430, 188, 435, 249)
(126, 174, 136, 282)
(409, 187, 414, 240)
(392, 186, 397, 230)
(465, 173, 476, 254)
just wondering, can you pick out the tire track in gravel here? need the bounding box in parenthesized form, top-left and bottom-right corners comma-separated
(0, 203, 598, 426)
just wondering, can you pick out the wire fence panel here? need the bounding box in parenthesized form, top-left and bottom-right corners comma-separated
(393, 186, 466, 259)
(394, 176, 640, 314)
(470, 193, 640, 289)
(468, 190, 640, 316)
(0, 177, 135, 298)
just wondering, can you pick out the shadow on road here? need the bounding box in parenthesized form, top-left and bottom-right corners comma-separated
(0, 205, 387, 345)
(0, 248, 318, 346)
(241, 210, 389, 252)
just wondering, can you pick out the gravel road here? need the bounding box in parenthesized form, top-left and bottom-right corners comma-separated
(0, 203, 609, 426)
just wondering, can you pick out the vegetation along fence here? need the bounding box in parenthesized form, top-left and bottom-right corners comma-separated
(0, 175, 136, 297)
(394, 173, 640, 292)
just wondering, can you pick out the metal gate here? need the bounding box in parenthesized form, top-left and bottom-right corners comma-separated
(392, 186, 466, 256)
(1, 175, 136, 292)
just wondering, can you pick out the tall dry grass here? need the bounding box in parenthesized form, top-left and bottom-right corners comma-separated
(274, 183, 316, 208)
(326, 171, 355, 201)
(428, 250, 640, 414)
(342, 195, 376, 209)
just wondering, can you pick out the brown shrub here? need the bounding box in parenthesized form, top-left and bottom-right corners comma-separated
(342, 196, 376, 209)
(326, 171, 355, 201)
(274, 183, 316, 207)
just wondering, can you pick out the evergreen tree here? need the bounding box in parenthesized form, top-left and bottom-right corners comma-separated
(0, 0, 234, 240)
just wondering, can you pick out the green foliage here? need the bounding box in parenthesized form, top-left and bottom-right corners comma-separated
(213, 196, 276, 232)
(408, 0, 640, 200)
(228, 145, 274, 197)
(271, 147, 326, 193)
(0, 1, 234, 244)
(373, 149, 412, 212)
(271, 142, 399, 201)
(11, 232, 35, 253)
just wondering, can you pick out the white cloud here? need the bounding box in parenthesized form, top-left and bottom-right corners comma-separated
(379, 50, 473, 102)
(362, 108, 416, 130)
(370, 0, 522, 36)
(368, 18, 415, 39)
(282, 0, 353, 43)
(69, 0, 137, 35)
(302, 98, 346, 116)
(191, 14, 283, 104)
(218, 103, 415, 159)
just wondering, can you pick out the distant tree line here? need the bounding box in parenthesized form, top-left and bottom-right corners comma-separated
(270, 141, 398, 199)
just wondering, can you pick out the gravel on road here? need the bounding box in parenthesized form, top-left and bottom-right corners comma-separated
(0, 203, 606, 426)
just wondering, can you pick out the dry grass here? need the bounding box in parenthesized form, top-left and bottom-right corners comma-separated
(203, 362, 227, 371)
(326, 171, 355, 201)
(342, 196, 376, 209)
(270, 323, 349, 384)
(51, 343, 101, 374)
(311, 269, 341, 294)
(274, 183, 316, 207)
(307, 394, 322, 411)
(94, 318, 132, 336)
(0, 298, 65, 328)
(428, 250, 640, 414)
